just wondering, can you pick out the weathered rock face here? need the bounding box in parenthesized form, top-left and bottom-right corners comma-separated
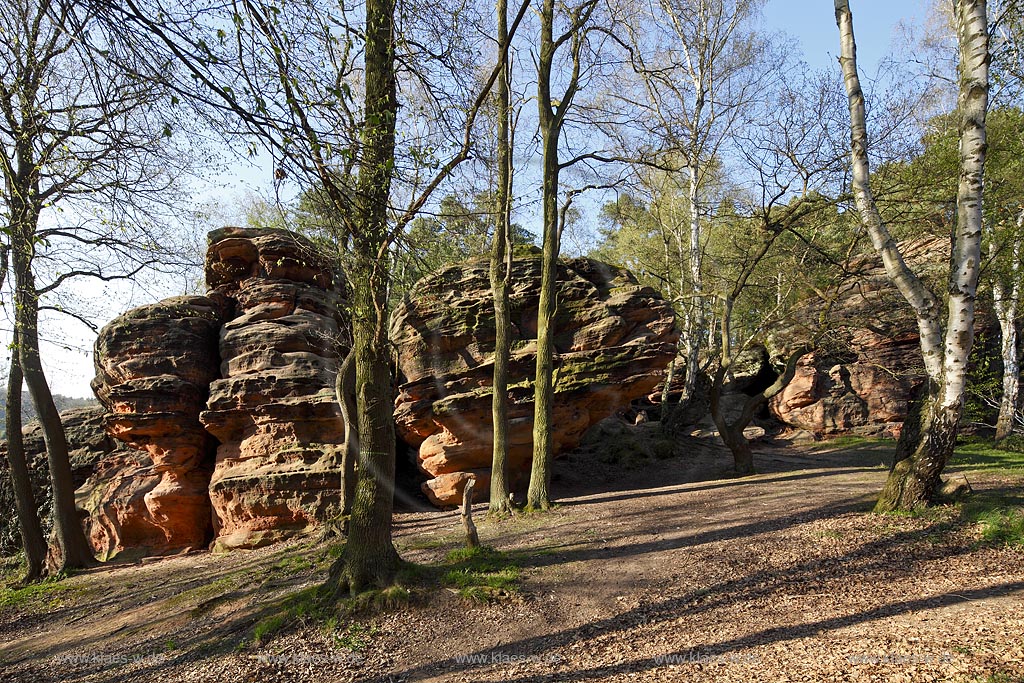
(769, 238, 943, 438)
(199, 227, 346, 550)
(87, 296, 224, 558)
(0, 406, 111, 555)
(84, 227, 348, 557)
(391, 254, 678, 505)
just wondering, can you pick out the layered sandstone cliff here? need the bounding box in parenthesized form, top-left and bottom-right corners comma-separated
(83, 228, 347, 557)
(200, 228, 347, 550)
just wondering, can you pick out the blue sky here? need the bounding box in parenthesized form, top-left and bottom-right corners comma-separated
(762, 0, 930, 72)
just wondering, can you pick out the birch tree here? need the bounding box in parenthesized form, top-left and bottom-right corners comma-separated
(835, 0, 989, 511)
(614, 0, 768, 413)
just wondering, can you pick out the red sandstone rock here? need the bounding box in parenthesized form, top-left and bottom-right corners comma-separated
(769, 238, 944, 437)
(86, 296, 223, 558)
(200, 227, 347, 550)
(84, 228, 349, 556)
(391, 254, 678, 505)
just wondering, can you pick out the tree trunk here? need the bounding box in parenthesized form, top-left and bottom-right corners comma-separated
(836, 0, 988, 510)
(683, 162, 704, 402)
(460, 478, 481, 548)
(334, 347, 359, 517)
(11, 232, 94, 572)
(993, 229, 1021, 442)
(710, 347, 808, 475)
(526, 0, 559, 512)
(4, 328, 48, 581)
(488, 0, 514, 517)
(328, 0, 401, 592)
(875, 384, 962, 510)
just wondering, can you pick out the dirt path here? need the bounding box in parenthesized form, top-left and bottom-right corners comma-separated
(2, 440, 1022, 683)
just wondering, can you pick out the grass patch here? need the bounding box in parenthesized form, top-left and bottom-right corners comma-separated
(975, 508, 1024, 545)
(271, 555, 316, 576)
(399, 534, 460, 552)
(0, 577, 74, 611)
(961, 491, 1024, 547)
(247, 546, 522, 646)
(950, 438, 1024, 476)
(329, 622, 378, 651)
(251, 585, 327, 644)
(168, 574, 240, 610)
(873, 487, 1024, 548)
(437, 546, 520, 601)
(808, 435, 892, 451)
(341, 585, 412, 613)
(813, 529, 844, 539)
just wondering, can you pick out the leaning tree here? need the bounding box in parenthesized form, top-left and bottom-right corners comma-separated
(835, 0, 990, 511)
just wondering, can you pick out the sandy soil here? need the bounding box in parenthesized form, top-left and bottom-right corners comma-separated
(1, 437, 1022, 683)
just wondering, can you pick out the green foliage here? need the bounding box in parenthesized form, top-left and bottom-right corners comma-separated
(998, 435, 1024, 454)
(396, 193, 534, 296)
(973, 508, 1024, 546)
(0, 577, 73, 611)
(590, 192, 671, 294)
(963, 329, 1003, 427)
(590, 174, 856, 352)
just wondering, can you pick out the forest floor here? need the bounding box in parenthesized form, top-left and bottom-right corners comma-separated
(1, 434, 1023, 683)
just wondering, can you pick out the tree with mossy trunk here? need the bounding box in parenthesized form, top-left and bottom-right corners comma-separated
(835, 0, 989, 512)
(488, 0, 516, 517)
(526, 0, 601, 511)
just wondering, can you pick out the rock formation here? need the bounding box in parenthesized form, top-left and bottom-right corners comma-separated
(768, 238, 944, 438)
(0, 406, 112, 555)
(83, 227, 347, 557)
(391, 254, 678, 505)
(200, 227, 347, 551)
(87, 295, 223, 559)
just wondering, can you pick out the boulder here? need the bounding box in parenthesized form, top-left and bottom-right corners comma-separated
(199, 227, 347, 550)
(87, 296, 224, 558)
(0, 406, 111, 555)
(391, 254, 678, 505)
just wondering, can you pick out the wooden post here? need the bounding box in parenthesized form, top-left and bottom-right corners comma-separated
(461, 478, 481, 549)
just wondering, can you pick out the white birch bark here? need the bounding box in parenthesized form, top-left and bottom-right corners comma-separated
(836, 0, 989, 509)
(942, 0, 990, 409)
(993, 217, 1022, 440)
